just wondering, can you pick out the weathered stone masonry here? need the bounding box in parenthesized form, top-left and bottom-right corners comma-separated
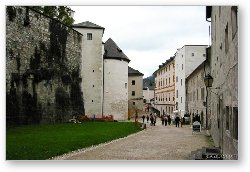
(6, 6, 84, 125)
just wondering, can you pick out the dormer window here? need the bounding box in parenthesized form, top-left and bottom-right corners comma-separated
(117, 48, 122, 52)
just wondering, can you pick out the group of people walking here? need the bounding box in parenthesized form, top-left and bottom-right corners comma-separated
(142, 113, 157, 126)
(140, 113, 184, 128)
(160, 115, 171, 126)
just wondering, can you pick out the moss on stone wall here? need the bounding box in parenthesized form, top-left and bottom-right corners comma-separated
(6, 6, 84, 125)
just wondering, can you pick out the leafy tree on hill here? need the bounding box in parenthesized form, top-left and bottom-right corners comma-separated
(31, 6, 74, 26)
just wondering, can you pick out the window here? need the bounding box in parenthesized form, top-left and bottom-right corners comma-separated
(87, 33, 92, 40)
(93, 70, 95, 72)
(181, 79, 182, 86)
(173, 75, 175, 82)
(92, 100, 93, 102)
(125, 83, 127, 88)
(231, 6, 238, 39)
(133, 102, 135, 105)
(229, 106, 232, 133)
(132, 80, 135, 85)
(173, 97, 175, 101)
(169, 77, 170, 85)
(176, 76, 178, 82)
(166, 78, 167, 86)
(93, 85, 94, 87)
(226, 106, 229, 130)
(225, 23, 229, 53)
(182, 64, 183, 70)
(132, 91, 135, 96)
(181, 97, 182, 103)
(192, 53, 194, 56)
(176, 90, 178, 98)
(201, 87, 205, 100)
(233, 107, 238, 140)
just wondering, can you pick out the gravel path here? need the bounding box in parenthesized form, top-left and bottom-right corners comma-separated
(53, 118, 210, 160)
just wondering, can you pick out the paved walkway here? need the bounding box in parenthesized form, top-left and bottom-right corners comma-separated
(54, 117, 210, 160)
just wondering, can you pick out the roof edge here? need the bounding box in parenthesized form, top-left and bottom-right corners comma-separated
(104, 56, 130, 63)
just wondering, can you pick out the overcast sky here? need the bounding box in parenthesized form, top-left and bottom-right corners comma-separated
(70, 6, 210, 78)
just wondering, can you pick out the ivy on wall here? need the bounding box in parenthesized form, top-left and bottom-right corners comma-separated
(6, 6, 84, 126)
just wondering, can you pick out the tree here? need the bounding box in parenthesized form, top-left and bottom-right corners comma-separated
(31, 6, 74, 26)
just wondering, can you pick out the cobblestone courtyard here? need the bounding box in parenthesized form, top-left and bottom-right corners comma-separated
(54, 117, 210, 160)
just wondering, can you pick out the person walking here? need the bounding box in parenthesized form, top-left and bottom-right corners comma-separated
(175, 116, 180, 127)
(153, 113, 157, 126)
(150, 113, 153, 125)
(161, 115, 164, 126)
(146, 115, 149, 123)
(168, 115, 171, 125)
(135, 111, 138, 125)
(142, 115, 145, 123)
(164, 115, 168, 126)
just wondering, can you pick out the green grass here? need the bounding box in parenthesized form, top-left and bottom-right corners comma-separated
(206, 135, 215, 147)
(6, 122, 142, 160)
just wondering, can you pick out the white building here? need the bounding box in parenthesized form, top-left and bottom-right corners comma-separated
(103, 38, 130, 120)
(73, 21, 105, 117)
(143, 78, 155, 104)
(175, 45, 207, 117)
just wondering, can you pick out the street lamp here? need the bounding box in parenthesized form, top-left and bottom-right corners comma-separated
(203, 74, 213, 129)
(204, 74, 213, 87)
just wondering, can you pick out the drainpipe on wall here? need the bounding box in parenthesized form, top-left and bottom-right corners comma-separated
(102, 59, 104, 118)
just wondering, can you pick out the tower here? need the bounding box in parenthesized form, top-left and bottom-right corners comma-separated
(73, 21, 105, 117)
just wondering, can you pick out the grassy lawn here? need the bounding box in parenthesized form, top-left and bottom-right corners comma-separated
(6, 122, 142, 160)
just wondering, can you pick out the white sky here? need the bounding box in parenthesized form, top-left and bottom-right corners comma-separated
(70, 6, 210, 78)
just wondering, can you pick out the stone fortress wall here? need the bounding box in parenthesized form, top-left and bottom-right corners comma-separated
(6, 6, 84, 125)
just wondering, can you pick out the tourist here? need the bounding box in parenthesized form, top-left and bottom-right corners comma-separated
(135, 111, 138, 124)
(146, 115, 149, 123)
(168, 115, 171, 125)
(161, 115, 164, 125)
(142, 115, 145, 123)
(153, 113, 157, 126)
(164, 115, 168, 126)
(150, 114, 153, 126)
(175, 116, 180, 127)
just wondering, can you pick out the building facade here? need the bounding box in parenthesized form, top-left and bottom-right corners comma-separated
(175, 45, 207, 117)
(153, 56, 175, 116)
(73, 21, 105, 117)
(186, 61, 210, 127)
(128, 66, 144, 117)
(206, 6, 238, 159)
(103, 38, 130, 120)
